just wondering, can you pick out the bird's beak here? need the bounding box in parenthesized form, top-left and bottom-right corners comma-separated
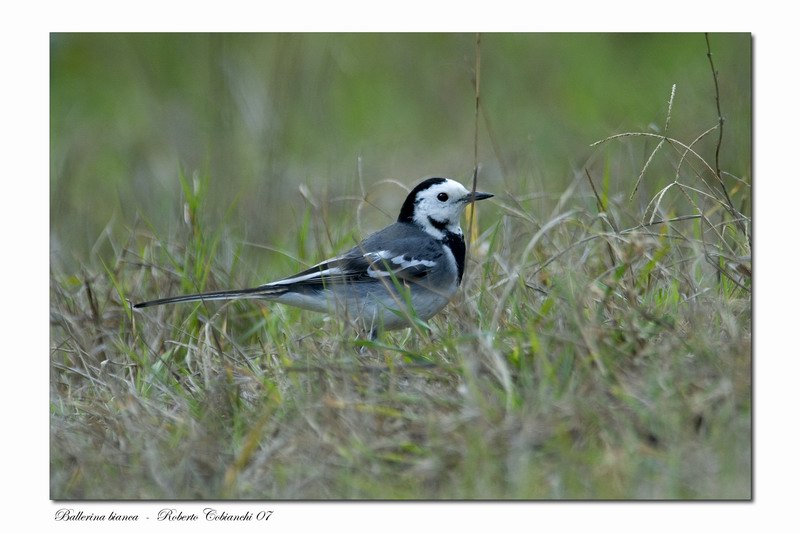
(466, 191, 493, 203)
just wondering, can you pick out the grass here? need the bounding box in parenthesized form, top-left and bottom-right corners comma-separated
(50, 34, 751, 500)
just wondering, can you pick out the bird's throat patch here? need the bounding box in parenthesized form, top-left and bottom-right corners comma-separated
(427, 216, 449, 232)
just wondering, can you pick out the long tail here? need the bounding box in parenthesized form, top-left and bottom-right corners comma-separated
(133, 285, 286, 309)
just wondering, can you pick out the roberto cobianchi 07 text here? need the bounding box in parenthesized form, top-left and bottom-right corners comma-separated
(54, 508, 275, 522)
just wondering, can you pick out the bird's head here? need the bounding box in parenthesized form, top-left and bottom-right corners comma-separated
(397, 177, 493, 238)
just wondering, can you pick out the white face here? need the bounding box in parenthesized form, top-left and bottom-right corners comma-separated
(412, 179, 474, 238)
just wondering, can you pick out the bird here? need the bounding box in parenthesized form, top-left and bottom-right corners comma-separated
(133, 177, 493, 335)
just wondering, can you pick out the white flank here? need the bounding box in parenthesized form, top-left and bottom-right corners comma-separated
(365, 251, 436, 279)
(390, 255, 436, 269)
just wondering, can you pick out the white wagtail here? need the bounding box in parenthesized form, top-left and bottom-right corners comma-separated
(134, 177, 493, 335)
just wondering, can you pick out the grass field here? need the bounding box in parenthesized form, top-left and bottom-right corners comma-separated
(50, 33, 751, 499)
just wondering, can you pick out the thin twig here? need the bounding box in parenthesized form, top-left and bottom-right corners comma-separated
(473, 32, 481, 179)
(705, 34, 724, 187)
(630, 137, 665, 201)
(585, 169, 619, 268)
(665, 83, 677, 133)
(629, 85, 675, 200)
(705, 33, 748, 240)
(465, 32, 481, 280)
(584, 168, 607, 214)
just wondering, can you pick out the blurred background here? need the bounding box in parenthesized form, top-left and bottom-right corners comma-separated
(50, 33, 750, 273)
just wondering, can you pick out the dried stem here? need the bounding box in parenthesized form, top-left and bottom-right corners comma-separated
(705, 33, 748, 240)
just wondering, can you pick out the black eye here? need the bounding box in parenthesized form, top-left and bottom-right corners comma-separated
(437, 192, 449, 202)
